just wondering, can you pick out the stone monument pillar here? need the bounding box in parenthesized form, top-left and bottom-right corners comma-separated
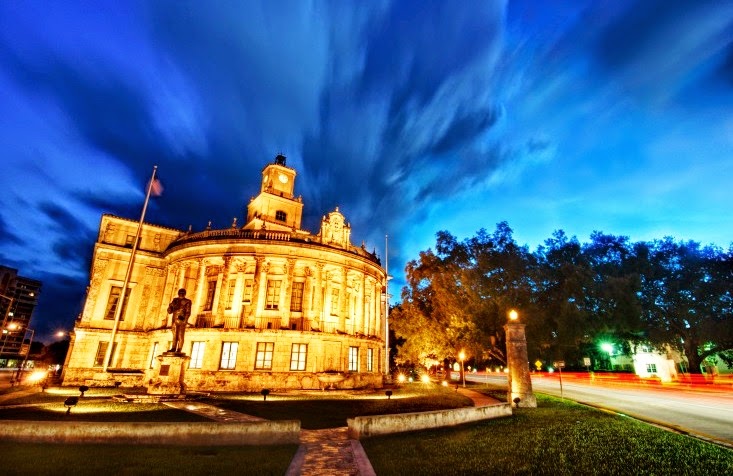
(504, 310, 537, 408)
(147, 352, 189, 396)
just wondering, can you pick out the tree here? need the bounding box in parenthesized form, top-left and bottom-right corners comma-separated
(532, 230, 594, 364)
(392, 223, 536, 368)
(635, 239, 733, 373)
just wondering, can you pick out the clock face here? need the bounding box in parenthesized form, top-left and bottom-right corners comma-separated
(278, 173, 289, 184)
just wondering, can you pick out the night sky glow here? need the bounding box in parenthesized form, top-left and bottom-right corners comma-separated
(2, 1, 733, 342)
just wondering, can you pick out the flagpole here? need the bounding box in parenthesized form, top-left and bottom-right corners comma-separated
(384, 234, 390, 379)
(103, 165, 158, 372)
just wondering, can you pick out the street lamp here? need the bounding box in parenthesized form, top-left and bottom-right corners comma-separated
(601, 343, 614, 370)
(459, 350, 466, 387)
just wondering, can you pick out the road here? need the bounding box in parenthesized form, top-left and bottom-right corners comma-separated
(466, 372, 733, 447)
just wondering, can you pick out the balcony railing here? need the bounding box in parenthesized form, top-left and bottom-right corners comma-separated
(190, 313, 378, 338)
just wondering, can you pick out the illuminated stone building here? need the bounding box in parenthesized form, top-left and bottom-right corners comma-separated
(62, 155, 387, 391)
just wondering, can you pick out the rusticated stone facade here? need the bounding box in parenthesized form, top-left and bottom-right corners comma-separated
(62, 155, 387, 391)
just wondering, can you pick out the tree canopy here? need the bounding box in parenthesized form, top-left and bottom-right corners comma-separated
(391, 222, 733, 374)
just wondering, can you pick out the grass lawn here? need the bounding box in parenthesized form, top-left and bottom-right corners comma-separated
(204, 384, 473, 429)
(2, 443, 297, 476)
(362, 393, 733, 476)
(0, 387, 211, 422)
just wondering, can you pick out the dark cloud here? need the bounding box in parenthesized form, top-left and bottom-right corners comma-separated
(716, 43, 733, 86)
(31, 270, 87, 342)
(360, 0, 502, 105)
(35, 201, 95, 272)
(431, 107, 501, 155)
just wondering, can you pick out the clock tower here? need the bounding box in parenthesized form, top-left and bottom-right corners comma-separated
(244, 155, 303, 231)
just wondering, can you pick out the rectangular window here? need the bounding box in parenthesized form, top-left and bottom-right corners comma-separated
(290, 343, 307, 371)
(219, 342, 238, 370)
(149, 342, 159, 369)
(225, 279, 236, 309)
(330, 288, 339, 315)
(190, 342, 205, 369)
(104, 286, 131, 321)
(265, 280, 281, 310)
(348, 346, 359, 372)
(242, 279, 254, 304)
(255, 342, 274, 370)
(367, 348, 374, 372)
(204, 280, 216, 311)
(646, 363, 657, 373)
(290, 282, 304, 312)
(93, 342, 116, 367)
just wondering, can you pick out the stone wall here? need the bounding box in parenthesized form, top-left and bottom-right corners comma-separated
(347, 403, 513, 439)
(0, 419, 300, 446)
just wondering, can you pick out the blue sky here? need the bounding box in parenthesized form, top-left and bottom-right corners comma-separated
(1, 1, 733, 342)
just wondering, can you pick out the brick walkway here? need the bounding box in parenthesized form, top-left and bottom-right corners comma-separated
(286, 427, 375, 476)
(455, 386, 501, 407)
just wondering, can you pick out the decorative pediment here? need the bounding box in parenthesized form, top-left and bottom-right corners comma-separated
(320, 207, 351, 249)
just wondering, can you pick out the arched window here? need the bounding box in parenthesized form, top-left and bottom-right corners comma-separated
(275, 210, 287, 222)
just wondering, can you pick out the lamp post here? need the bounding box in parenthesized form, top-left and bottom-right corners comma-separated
(384, 234, 393, 380)
(459, 350, 466, 387)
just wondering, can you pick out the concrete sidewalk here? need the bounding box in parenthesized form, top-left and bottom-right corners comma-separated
(0, 370, 42, 404)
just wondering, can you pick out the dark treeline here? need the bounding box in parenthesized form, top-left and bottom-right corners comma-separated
(391, 222, 733, 374)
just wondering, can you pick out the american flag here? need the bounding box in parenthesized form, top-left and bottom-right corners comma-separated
(149, 176, 164, 196)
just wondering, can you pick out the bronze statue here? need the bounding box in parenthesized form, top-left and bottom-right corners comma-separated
(167, 288, 191, 353)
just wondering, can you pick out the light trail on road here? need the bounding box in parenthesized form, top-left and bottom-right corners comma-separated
(466, 372, 733, 447)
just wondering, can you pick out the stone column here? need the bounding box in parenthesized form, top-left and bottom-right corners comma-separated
(339, 267, 348, 331)
(233, 261, 247, 325)
(193, 259, 207, 316)
(80, 258, 109, 322)
(176, 262, 188, 290)
(360, 274, 367, 334)
(303, 266, 313, 321)
(314, 263, 324, 328)
(254, 259, 269, 319)
(161, 264, 179, 327)
(215, 257, 233, 325)
(504, 319, 537, 408)
(282, 258, 296, 326)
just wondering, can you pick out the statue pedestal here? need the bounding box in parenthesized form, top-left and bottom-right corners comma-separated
(147, 352, 189, 396)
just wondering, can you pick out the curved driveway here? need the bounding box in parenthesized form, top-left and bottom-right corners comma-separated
(466, 372, 733, 448)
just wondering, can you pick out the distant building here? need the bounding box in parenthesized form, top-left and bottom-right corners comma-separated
(609, 342, 730, 381)
(62, 155, 388, 391)
(0, 266, 41, 367)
